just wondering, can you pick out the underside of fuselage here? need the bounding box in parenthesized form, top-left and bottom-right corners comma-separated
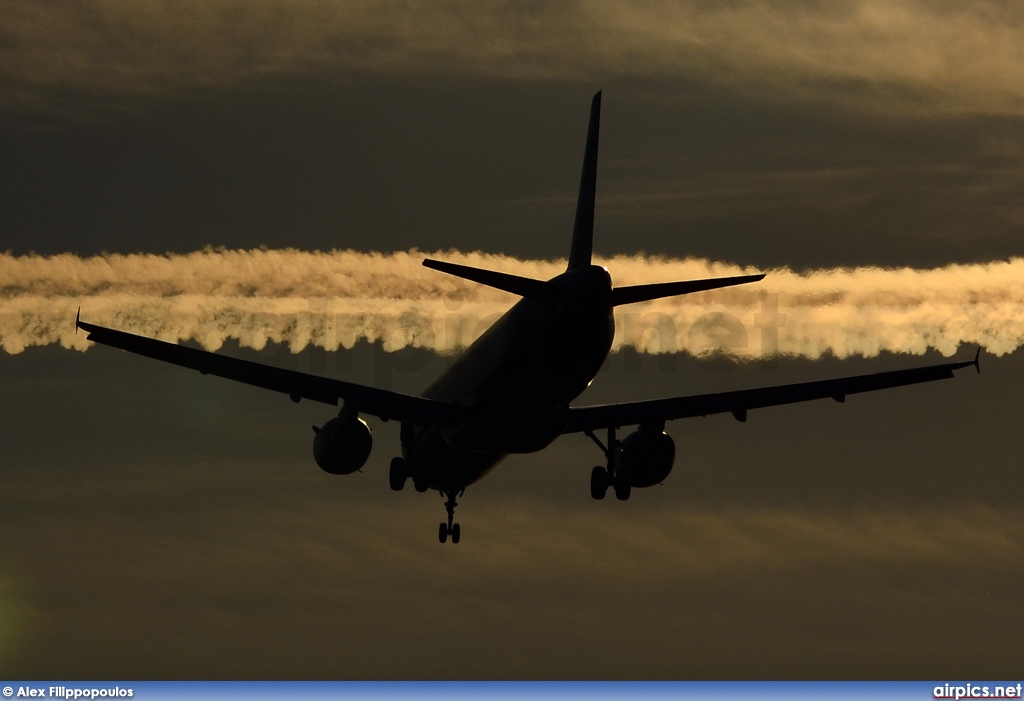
(401, 265, 615, 492)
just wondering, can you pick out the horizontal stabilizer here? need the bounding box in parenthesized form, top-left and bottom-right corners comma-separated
(610, 273, 765, 306)
(423, 259, 562, 301)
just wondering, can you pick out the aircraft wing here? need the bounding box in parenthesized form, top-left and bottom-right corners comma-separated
(563, 351, 980, 433)
(76, 316, 465, 427)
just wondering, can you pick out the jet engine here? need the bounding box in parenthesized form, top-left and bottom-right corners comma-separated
(313, 417, 372, 475)
(617, 428, 675, 487)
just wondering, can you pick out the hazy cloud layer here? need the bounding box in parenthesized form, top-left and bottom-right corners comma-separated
(2, 248, 1021, 358)
(4, 454, 1023, 677)
(3, 309, 1020, 677)
(4, 1, 1024, 115)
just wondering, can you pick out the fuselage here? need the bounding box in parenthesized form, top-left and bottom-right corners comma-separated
(400, 265, 615, 490)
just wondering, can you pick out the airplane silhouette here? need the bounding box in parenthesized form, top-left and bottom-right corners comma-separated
(76, 92, 980, 544)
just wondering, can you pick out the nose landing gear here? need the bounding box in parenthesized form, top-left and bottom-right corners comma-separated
(438, 489, 463, 544)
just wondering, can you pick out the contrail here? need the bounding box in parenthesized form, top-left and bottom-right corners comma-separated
(1, 248, 1022, 358)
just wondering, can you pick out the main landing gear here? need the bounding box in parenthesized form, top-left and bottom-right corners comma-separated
(389, 457, 407, 491)
(438, 489, 462, 544)
(585, 426, 630, 501)
(390, 456, 430, 492)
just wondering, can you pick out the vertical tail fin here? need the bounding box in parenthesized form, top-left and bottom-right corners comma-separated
(568, 91, 601, 271)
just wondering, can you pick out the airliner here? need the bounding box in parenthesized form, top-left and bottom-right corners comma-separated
(76, 92, 979, 543)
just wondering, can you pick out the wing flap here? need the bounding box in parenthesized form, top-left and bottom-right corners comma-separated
(77, 318, 464, 426)
(565, 353, 979, 433)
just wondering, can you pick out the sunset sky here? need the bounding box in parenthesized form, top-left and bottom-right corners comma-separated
(2, 0, 1024, 677)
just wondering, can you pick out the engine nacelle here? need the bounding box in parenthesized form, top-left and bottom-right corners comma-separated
(313, 417, 372, 475)
(617, 428, 676, 488)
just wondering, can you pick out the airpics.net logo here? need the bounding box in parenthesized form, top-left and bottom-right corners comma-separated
(2, 688, 132, 699)
(934, 683, 1023, 699)
(274, 294, 792, 388)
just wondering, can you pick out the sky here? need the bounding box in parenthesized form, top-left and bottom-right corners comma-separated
(2, 0, 1024, 679)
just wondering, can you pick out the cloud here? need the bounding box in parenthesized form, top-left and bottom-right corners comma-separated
(3, 297, 1022, 677)
(1, 248, 1022, 359)
(6, 457, 1024, 677)
(3, 1, 1024, 116)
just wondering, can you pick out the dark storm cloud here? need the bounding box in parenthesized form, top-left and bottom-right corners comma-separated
(2, 1, 1023, 268)
(4, 1, 1024, 116)
(3, 73, 1023, 268)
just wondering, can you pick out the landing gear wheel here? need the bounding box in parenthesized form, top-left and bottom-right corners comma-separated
(413, 475, 429, 492)
(437, 489, 462, 544)
(614, 482, 631, 501)
(590, 466, 608, 500)
(389, 457, 407, 491)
